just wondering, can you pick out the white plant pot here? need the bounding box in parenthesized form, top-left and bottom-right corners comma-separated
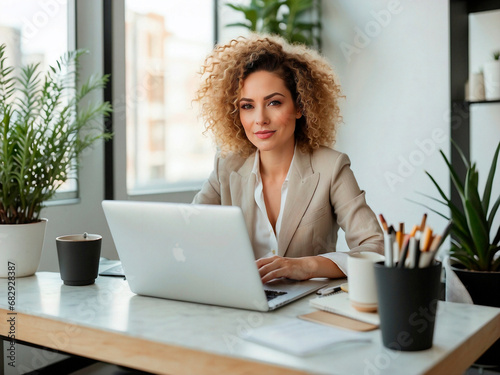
(483, 60, 500, 100)
(0, 219, 47, 278)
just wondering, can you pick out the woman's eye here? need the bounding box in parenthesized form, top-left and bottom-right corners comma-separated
(269, 100, 281, 106)
(240, 103, 253, 110)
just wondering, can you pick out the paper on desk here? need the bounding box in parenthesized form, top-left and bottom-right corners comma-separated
(242, 319, 370, 356)
(444, 256, 473, 304)
(309, 292, 380, 325)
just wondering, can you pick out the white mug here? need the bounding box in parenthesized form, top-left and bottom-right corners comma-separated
(347, 251, 385, 312)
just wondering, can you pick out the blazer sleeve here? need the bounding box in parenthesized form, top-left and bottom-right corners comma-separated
(320, 153, 384, 275)
(192, 153, 222, 205)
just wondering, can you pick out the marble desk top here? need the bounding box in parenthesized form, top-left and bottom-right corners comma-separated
(0, 272, 499, 375)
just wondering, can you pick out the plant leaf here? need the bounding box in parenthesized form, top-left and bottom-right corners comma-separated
(465, 164, 485, 221)
(406, 197, 450, 221)
(451, 222, 476, 257)
(464, 198, 490, 269)
(451, 138, 470, 170)
(488, 194, 500, 229)
(424, 170, 451, 205)
(225, 22, 253, 29)
(450, 248, 477, 270)
(423, 170, 469, 233)
(482, 141, 500, 214)
(225, 4, 247, 12)
(414, 191, 449, 207)
(439, 149, 465, 202)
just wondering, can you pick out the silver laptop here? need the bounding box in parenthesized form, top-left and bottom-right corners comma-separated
(102, 200, 327, 311)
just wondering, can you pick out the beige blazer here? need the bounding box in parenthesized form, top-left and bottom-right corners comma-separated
(193, 146, 384, 258)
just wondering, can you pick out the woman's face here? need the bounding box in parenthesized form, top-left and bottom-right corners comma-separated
(239, 70, 301, 155)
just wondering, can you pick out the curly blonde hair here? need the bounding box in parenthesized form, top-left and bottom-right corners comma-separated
(195, 34, 342, 157)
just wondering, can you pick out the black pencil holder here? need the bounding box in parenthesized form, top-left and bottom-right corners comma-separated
(374, 261, 442, 351)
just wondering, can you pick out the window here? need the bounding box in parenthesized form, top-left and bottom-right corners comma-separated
(0, 0, 75, 199)
(125, 0, 216, 195)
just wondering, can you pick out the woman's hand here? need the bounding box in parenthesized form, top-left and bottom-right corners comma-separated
(256, 255, 345, 284)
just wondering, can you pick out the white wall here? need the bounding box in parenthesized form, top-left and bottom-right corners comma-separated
(322, 0, 451, 249)
(469, 10, 500, 240)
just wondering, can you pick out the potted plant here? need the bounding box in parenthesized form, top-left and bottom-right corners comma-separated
(420, 140, 500, 366)
(0, 44, 112, 277)
(422, 140, 499, 275)
(484, 50, 500, 101)
(225, 0, 322, 48)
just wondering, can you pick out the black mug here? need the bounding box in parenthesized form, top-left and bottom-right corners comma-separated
(374, 261, 442, 351)
(56, 233, 102, 286)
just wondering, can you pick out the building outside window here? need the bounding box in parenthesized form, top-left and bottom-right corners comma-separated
(125, 1, 216, 195)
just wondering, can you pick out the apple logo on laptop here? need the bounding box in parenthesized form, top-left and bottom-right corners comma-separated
(172, 243, 186, 262)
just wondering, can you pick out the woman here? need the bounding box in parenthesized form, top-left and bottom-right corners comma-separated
(193, 34, 383, 282)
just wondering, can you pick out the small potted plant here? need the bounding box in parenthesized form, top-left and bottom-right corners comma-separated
(420, 140, 499, 366)
(422, 141, 499, 274)
(0, 44, 112, 277)
(484, 50, 500, 100)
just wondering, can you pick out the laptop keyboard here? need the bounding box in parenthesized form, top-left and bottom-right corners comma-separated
(265, 290, 288, 301)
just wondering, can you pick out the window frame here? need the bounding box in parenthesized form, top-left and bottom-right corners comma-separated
(103, 0, 219, 202)
(0, 0, 78, 204)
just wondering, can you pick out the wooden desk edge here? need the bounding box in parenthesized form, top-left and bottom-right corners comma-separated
(423, 310, 500, 375)
(0, 309, 308, 375)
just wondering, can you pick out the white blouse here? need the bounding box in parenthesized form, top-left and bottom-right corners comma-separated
(250, 147, 348, 274)
(250, 148, 294, 259)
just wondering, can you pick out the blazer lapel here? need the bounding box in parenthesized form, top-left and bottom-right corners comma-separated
(229, 156, 256, 242)
(278, 150, 319, 256)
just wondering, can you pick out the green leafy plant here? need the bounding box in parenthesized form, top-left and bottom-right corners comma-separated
(418, 141, 500, 271)
(0, 44, 112, 224)
(225, 0, 321, 48)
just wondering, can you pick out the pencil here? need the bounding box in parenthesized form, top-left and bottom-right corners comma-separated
(384, 232, 394, 267)
(393, 240, 399, 262)
(407, 237, 417, 268)
(396, 231, 402, 253)
(421, 226, 433, 252)
(425, 223, 452, 266)
(409, 224, 419, 237)
(419, 213, 428, 231)
(414, 239, 421, 268)
(397, 222, 405, 250)
(412, 232, 422, 268)
(379, 214, 388, 232)
(430, 235, 442, 252)
(398, 239, 410, 268)
(428, 220, 452, 253)
(403, 234, 410, 249)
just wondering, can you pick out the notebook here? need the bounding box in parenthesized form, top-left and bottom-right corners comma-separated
(299, 310, 378, 331)
(242, 319, 371, 356)
(309, 291, 380, 325)
(102, 200, 327, 311)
